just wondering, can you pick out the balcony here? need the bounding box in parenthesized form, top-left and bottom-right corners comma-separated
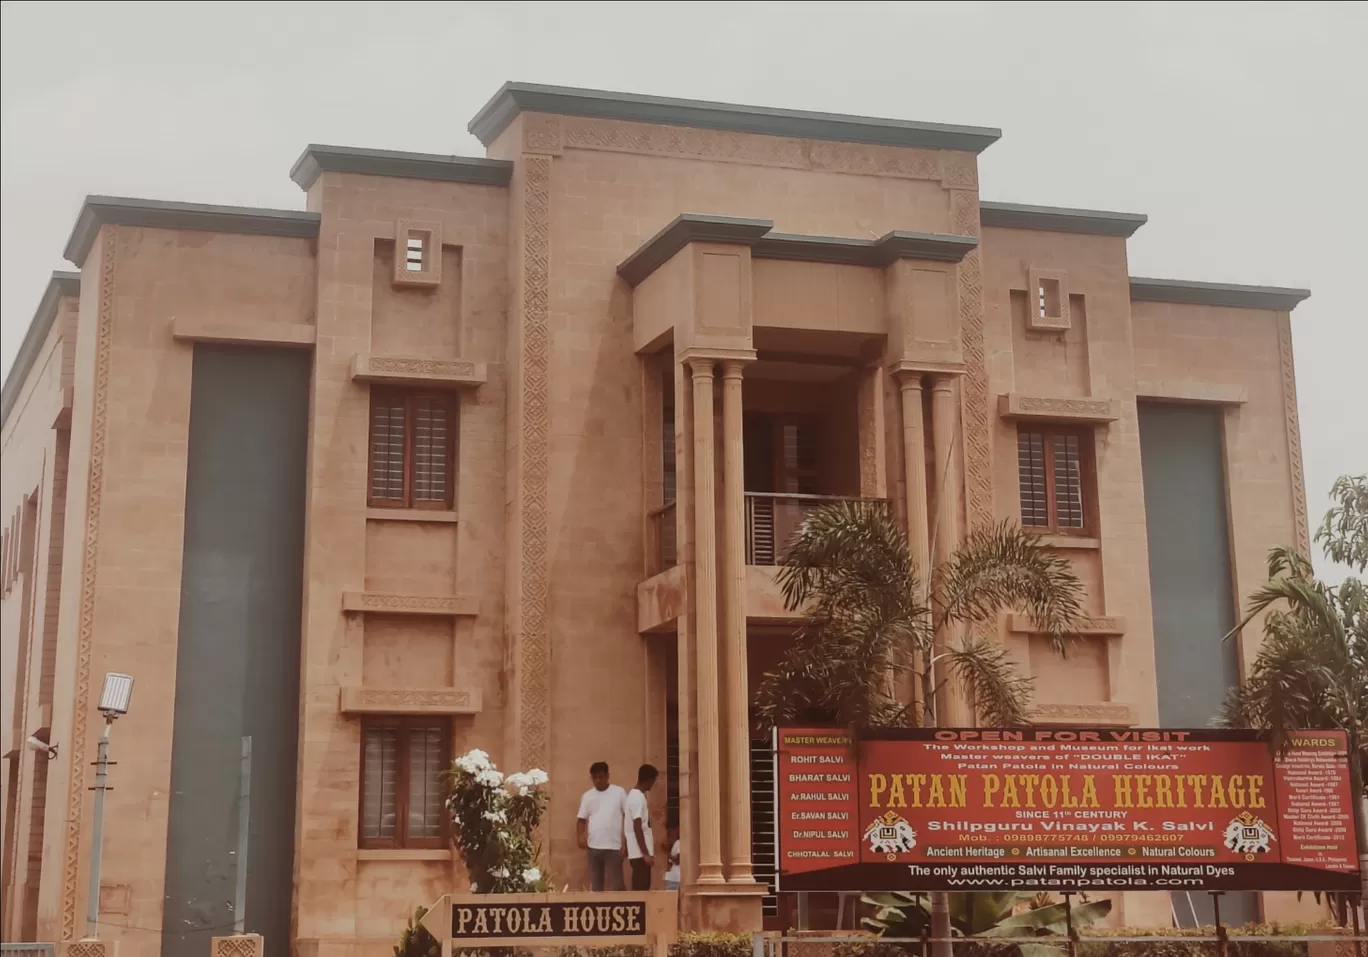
(745, 492, 881, 565)
(650, 493, 887, 574)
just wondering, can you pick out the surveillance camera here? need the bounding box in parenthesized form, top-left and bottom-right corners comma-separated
(25, 735, 57, 759)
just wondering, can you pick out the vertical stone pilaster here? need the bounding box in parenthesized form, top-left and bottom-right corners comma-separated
(507, 153, 553, 773)
(858, 365, 887, 499)
(898, 373, 931, 712)
(719, 360, 752, 884)
(930, 374, 969, 726)
(689, 358, 724, 885)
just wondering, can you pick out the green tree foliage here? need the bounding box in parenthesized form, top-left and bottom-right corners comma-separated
(754, 500, 1086, 732)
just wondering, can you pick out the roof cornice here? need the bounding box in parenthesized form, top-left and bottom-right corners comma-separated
(617, 214, 978, 287)
(1129, 277, 1310, 312)
(617, 214, 774, 287)
(469, 81, 1002, 154)
(980, 201, 1148, 238)
(289, 144, 513, 190)
(753, 230, 977, 267)
(2, 271, 81, 428)
(64, 196, 320, 266)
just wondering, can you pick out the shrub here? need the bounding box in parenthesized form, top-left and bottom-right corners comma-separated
(394, 907, 440, 957)
(446, 749, 550, 894)
(670, 933, 753, 957)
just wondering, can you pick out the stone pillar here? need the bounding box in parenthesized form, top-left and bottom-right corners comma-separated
(898, 373, 931, 715)
(719, 360, 753, 883)
(689, 358, 726, 884)
(930, 374, 969, 726)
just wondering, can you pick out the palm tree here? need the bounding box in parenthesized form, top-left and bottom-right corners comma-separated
(754, 500, 1087, 732)
(1219, 474, 1368, 918)
(753, 499, 1088, 956)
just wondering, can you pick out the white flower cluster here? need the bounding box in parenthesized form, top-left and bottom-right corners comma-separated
(522, 867, 541, 884)
(482, 809, 507, 824)
(504, 768, 549, 795)
(475, 768, 504, 788)
(453, 748, 492, 773)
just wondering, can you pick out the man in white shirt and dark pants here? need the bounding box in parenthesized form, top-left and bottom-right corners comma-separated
(576, 761, 626, 891)
(624, 764, 659, 890)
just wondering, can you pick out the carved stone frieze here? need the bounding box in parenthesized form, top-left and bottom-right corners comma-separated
(339, 686, 481, 715)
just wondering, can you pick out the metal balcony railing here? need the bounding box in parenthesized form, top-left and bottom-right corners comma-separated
(648, 501, 677, 575)
(649, 493, 885, 574)
(745, 492, 880, 565)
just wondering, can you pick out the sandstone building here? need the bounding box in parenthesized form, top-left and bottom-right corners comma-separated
(0, 82, 1314, 956)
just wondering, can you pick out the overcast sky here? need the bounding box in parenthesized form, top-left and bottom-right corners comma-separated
(2, 1, 1364, 576)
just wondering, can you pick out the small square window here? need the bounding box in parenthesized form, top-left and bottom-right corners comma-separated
(405, 234, 426, 272)
(359, 717, 452, 849)
(1026, 268, 1071, 331)
(1017, 425, 1094, 534)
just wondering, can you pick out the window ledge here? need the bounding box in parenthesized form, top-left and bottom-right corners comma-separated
(366, 508, 459, 524)
(341, 591, 479, 616)
(352, 353, 487, 389)
(356, 848, 453, 862)
(999, 393, 1120, 423)
(1036, 534, 1100, 550)
(340, 686, 481, 715)
(1032, 701, 1136, 726)
(1007, 613, 1126, 637)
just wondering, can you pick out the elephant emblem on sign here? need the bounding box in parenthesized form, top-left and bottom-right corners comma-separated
(864, 810, 918, 858)
(1223, 812, 1276, 855)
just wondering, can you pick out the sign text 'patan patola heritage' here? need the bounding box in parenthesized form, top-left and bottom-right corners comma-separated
(774, 727, 1360, 893)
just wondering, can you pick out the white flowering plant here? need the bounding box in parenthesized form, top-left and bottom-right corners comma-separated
(446, 749, 550, 893)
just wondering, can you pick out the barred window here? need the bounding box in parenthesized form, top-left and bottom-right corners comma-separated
(368, 391, 457, 509)
(1017, 426, 1093, 534)
(360, 718, 451, 848)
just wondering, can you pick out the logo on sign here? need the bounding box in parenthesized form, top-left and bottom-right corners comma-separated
(1223, 811, 1276, 859)
(864, 810, 917, 860)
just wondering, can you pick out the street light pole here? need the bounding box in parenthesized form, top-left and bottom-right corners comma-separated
(86, 720, 113, 939)
(85, 673, 134, 940)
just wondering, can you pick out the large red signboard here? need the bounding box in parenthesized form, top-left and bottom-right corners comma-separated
(775, 727, 1359, 892)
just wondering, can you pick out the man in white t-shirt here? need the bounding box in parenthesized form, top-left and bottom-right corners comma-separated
(576, 761, 626, 891)
(624, 764, 659, 890)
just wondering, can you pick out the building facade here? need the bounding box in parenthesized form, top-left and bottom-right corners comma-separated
(0, 82, 1316, 956)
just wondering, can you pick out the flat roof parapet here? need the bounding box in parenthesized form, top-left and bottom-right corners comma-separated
(1130, 277, 1310, 311)
(980, 201, 1148, 238)
(2, 271, 81, 427)
(290, 145, 514, 190)
(469, 81, 1002, 154)
(64, 196, 320, 266)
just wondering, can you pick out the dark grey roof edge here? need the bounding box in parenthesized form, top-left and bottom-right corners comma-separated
(2, 271, 82, 428)
(64, 195, 321, 265)
(290, 144, 514, 190)
(620, 217, 980, 285)
(1129, 277, 1311, 311)
(980, 201, 1148, 238)
(617, 214, 774, 287)
(470, 81, 1002, 154)
(754, 230, 978, 267)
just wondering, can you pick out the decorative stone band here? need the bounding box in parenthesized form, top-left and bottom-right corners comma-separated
(58, 942, 117, 957)
(1006, 613, 1127, 637)
(211, 936, 264, 957)
(997, 393, 1121, 423)
(351, 354, 487, 389)
(1031, 702, 1136, 726)
(339, 686, 481, 715)
(340, 591, 479, 616)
